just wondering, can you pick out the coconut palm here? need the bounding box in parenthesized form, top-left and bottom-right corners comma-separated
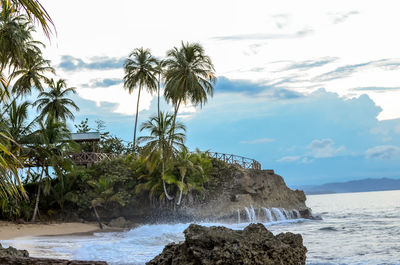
(154, 59, 165, 118)
(0, 2, 33, 70)
(123, 47, 157, 152)
(35, 78, 79, 122)
(164, 42, 216, 142)
(11, 51, 54, 96)
(28, 119, 73, 222)
(138, 111, 185, 200)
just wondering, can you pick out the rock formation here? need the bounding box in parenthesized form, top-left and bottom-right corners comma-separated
(0, 243, 107, 265)
(178, 165, 312, 222)
(147, 223, 307, 265)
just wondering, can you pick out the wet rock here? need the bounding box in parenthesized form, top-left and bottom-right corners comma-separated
(146, 223, 307, 265)
(178, 165, 312, 221)
(108, 216, 128, 228)
(0, 257, 108, 264)
(0, 244, 29, 258)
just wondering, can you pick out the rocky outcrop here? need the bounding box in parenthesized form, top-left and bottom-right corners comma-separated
(146, 223, 307, 265)
(0, 257, 108, 264)
(0, 244, 29, 258)
(178, 165, 311, 222)
(0, 243, 107, 265)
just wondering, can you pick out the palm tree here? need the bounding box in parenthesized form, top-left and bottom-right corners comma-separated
(154, 59, 165, 118)
(138, 111, 185, 200)
(123, 47, 157, 152)
(11, 51, 54, 97)
(28, 119, 73, 222)
(8, 0, 55, 38)
(164, 42, 216, 143)
(35, 78, 79, 122)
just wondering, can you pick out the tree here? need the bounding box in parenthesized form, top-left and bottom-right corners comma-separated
(138, 112, 185, 200)
(35, 78, 79, 122)
(11, 51, 54, 97)
(123, 47, 157, 152)
(8, 0, 55, 38)
(154, 59, 165, 118)
(28, 119, 74, 222)
(164, 42, 216, 143)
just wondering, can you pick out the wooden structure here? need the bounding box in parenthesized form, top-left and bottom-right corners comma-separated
(68, 152, 119, 166)
(208, 152, 261, 170)
(71, 132, 100, 152)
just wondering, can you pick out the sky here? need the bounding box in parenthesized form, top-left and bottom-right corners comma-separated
(33, 0, 400, 187)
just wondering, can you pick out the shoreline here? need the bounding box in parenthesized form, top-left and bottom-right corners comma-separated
(0, 221, 124, 240)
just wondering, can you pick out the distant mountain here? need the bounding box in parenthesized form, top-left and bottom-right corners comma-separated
(298, 178, 400, 195)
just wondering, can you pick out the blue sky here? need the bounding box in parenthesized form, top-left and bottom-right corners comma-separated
(33, 0, 400, 187)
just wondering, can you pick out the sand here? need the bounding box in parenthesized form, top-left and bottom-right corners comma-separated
(0, 221, 104, 240)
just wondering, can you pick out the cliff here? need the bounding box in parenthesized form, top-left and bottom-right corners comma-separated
(176, 164, 311, 222)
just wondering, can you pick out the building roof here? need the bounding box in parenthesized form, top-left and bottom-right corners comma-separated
(71, 132, 100, 142)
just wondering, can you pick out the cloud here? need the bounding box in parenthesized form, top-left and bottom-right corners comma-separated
(365, 145, 400, 159)
(240, 138, 274, 144)
(277, 156, 300, 163)
(59, 55, 125, 71)
(315, 59, 400, 82)
(216, 76, 303, 99)
(328, 11, 360, 24)
(351, 87, 400, 92)
(284, 57, 337, 71)
(82, 78, 123, 88)
(213, 28, 313, 41)
(307, 138, 345, 158)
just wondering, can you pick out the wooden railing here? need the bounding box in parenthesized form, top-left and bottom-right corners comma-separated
(207, 152, 261, 170)
(68, 152, 120, 166)
(67, 151, 262, 169)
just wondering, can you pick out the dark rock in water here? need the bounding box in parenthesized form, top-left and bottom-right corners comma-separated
(146, 223, 307, 265)
(0, 244, 29, 258)
(108, 216, 128, 228)
(0, 256, 108, 264)
(0, 243, 107, 264)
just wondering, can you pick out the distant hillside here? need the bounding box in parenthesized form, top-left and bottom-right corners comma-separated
(298, 178, 400, 195)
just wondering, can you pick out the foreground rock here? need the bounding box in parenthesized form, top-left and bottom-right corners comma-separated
(0, 244, 28, 258)
(147, 223, 307, 265)
(0, 243, 107, 265)
(0, 257, 108, 264)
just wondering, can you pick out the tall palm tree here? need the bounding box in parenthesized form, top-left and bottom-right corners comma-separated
(164, 42, 216, 143)
(35, 78, 79, 122)
(123, 47, 157, 152)
(154, 59, 165, 118)
(138, 111, 185, 200)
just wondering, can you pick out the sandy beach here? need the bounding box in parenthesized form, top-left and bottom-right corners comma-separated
(0, 221, 107, 240)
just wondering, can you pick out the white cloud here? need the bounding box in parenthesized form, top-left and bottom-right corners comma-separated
(307, 138, 345, 158)
(240, 138, 274, 144)
(365, 145, 400, 159)
(277, 156, 300, 163)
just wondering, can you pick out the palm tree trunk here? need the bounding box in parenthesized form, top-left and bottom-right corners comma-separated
(31, 167, 44, 222)
(162, 155, 174, 200)
(169, 99, 181, 146)
(133, 87, 142, 153)
(157, 75, 160, 118)
(176, 174, 185, 206)
(92, 206, 103, 230)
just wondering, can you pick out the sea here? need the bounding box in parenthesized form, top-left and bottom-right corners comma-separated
(2, 190, 400, 265)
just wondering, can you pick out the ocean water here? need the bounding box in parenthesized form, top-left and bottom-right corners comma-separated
(2, 190, 400, 265)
